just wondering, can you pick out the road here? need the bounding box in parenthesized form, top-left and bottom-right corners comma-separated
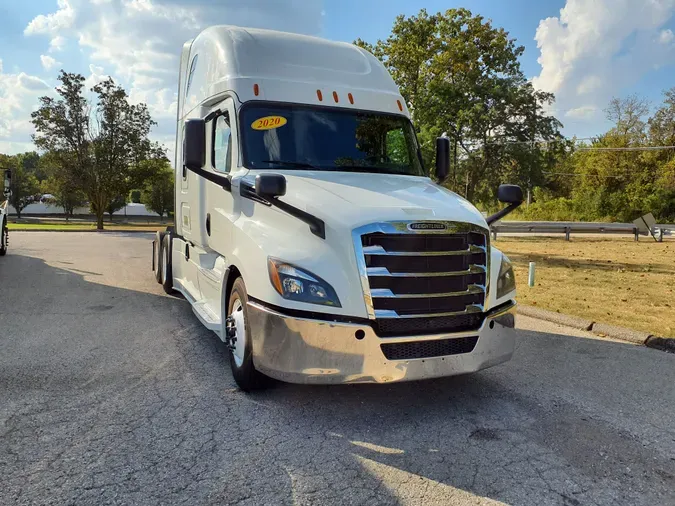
(1, 232, 673, 506)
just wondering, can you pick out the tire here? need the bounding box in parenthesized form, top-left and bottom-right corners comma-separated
(0, 218, 7, 256)
(161, 233, 174, 294)
(153, 231, 164, 283)
(227, 277, 268, 391)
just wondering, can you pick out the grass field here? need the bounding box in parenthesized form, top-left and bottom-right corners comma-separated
(494, 236, 675, 338)
(8, 221, 169, 232)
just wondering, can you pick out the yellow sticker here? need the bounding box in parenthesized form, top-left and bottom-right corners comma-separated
(251, 116, 287, 131)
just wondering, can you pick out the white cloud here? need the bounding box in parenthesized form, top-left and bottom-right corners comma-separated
(565, 105, 598, 119)
(40, 54, 61, 71)
(49, 35, 67, 52)
(84, 64, 110, 88)
(20, 0, 325, 155)
(17, 73, 50, 91)
(576, 75, 602, 95)
(660, 29, 675, 44)
(0, 67, 52, 150)
(24, 0, 75, 36)
(533, 0, 675, 129)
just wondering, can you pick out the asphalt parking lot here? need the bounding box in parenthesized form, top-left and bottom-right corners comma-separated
(1, 232, 673, 505)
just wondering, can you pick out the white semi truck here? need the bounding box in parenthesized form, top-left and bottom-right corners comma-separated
(153, 26, 523, 390)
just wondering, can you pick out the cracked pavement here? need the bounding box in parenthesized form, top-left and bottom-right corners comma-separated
(1, 232, 673, 505)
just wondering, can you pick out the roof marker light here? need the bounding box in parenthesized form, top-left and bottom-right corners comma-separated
(348, 93, 354, 104)
(397, 99, 403, 111)
(253, 84, 259, 96)
(333, 91, 339, 103)
(317, 89, 323, 101)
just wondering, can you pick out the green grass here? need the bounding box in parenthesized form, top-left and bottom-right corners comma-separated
(8, 221, 170, 232)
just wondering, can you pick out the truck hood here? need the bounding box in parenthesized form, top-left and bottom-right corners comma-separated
(246, 170, 488, 230)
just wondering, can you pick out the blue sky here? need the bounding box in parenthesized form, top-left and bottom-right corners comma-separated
(1, 0, 675, 156)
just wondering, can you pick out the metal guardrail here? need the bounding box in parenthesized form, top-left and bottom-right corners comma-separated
(490, 221, 674, 241)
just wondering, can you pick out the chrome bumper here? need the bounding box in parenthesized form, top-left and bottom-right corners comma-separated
(247, 301, 517, 384)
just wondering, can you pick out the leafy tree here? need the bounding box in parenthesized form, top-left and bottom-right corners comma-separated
(15, 152, 46, 182)
(605, 94, 650, 140)
(39, 151, 87, 220)
(129, 189, 142, 203)
(140, 159, 174, 221)
(5, 162, 40, 218)
(31, 71, 159, 229)
(356, 8, 563, 203)
(106, 195, 128, 222)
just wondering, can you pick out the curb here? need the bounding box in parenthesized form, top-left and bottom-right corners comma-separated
(517, 305, 674, 353)
(517, 306, 593, 331)
(591, 322, 650, 345)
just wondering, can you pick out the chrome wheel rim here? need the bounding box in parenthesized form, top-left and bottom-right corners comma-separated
(231, 298, 246, 368)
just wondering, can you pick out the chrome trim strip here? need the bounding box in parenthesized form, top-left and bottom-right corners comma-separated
(352, 221, 490, 321)
(486, 300, 517, 318)
(362, 244, 486, 257)
(366, 265, 486, 277)
(374, 304, 484, 319)
(370, 284, 485, 299)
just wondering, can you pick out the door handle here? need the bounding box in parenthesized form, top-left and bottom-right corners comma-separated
(206, 213, 211, 236)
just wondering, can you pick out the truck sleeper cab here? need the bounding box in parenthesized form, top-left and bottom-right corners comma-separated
(152, 26, 521, 390)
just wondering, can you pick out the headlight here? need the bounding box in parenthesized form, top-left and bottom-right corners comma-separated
(267, 258, 341, 307)
(496, 254, 516, 299)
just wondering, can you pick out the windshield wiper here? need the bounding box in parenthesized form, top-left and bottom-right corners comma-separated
(260, 160, 321, 170)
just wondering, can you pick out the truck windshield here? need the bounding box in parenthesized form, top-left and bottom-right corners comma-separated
(240, 103, 425, 176)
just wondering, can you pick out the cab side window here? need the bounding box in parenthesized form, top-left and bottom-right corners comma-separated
(213, 114, 232, 173)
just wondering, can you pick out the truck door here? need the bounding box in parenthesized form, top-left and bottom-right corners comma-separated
(193, 97, 239, 314)
(205, 97, 239, 254)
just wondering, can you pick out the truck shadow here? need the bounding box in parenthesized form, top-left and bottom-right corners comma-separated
(1, 252, 672, 505)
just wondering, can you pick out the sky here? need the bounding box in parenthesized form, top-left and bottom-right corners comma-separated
(1, 0, 675, 158)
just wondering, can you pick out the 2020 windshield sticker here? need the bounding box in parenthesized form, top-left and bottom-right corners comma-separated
(251, 116, 287, 131)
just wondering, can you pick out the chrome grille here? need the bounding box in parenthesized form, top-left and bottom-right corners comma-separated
(353, 221, 489, 337)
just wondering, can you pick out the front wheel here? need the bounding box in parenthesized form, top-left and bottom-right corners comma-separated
(0, 219, 7, 256)
(226, 278, 269, 391)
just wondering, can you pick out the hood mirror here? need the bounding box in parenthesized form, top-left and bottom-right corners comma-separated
(487, 184, 524, 226)
(497, 184, 524, 205)
(255, 173, 287, 198)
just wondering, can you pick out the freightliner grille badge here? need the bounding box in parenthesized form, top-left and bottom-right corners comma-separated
(408, 222, 447, 231)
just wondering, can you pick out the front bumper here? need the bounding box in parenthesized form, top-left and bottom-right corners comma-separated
(247, 301, 517, 384)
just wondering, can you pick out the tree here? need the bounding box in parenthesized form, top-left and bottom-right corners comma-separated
(356, 8, 563, 203)
(129, 189, 142, 203)
(106, 195, 127, 222)
(604, 94, 650, 140)
(39, 151, 87, 220)
(6, 163, 40, 218)
(31, 71, 159, 230)
(140, 159, 174, 221)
